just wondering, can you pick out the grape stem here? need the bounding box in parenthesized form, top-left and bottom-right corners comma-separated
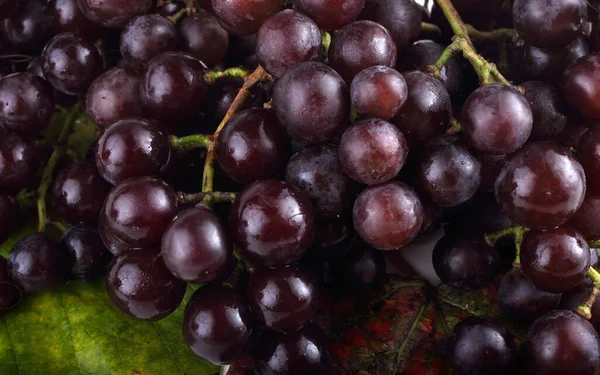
(576, 268, 600, 319)
(484, 225, 528, 266)
(201, 65, 271, 193)
(177, 191, 237, 206)
(321, 30, 332, 56)
(589, 241, 600, 248)
(446, 118, 462, 134)
(167, 7, 193, 23)
(169, 134, 212, 153)
(47, 220, 70, 233)
(204, 67, 249, 85)
(37, 103, 81, 233)
(466, 25, 518, 41)
(421, 22, 442, 35)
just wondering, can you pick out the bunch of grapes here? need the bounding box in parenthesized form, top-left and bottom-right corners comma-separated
(0, 0, 600, 374)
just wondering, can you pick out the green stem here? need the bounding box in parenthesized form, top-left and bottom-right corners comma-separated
(453, 37, 513, 86)
(321, 30, 331, 56)
(576, 268, 600, 319)
(484, 225, 528, 266)
(170, 134, 212, 153)
(47, 220, 70, 233)
(589, 267, 600, 284)
(16, 189, 36, 206)
(421, 22, 442, 35)
(427, 42, 461, 79)
(589, 241, 600, 248)
(466, 25, 518, 41)
(204, 67, 249, 85)
(446, 118, 462, 134)
(167, 8, 190, 23)
(37, 103, 81, 233)
(177, 191, 237, 206)
(434, 0, 470, 41)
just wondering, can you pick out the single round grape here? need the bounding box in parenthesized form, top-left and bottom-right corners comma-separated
(253, 323, 331, 375)
(247, 264, 318, 333)
(4, 0, 59, 53)
(560, 279, 600, 333)
(0, 256, 20, 313)
(350, 66, 408, 120)
(211, 0, 282, 36)
(0, 195, 18, 245)
(120, 14, 179, 71)
(230, 179, 316, 266)
(339, 245, 386, 292)
(95, 118, 171, 185)
(576, 126, 600, 189)
(396, 39, 462, 95)
(183, 285, 253, 365)
(140, 52, 208, 120)
(99, 176, 178, 255)
(527, 310, 600, 375)
(416, 136, 481, 207)
(521, 227, 590, 293)
(294, 0, 364, 30)
(0, 133, 38, 195)
(256, 10, 321, 78)
(446, 317, 517, 375)
(495, 142, 586, 230)
(433, 234, 499, 290)
(106, 248, 185, 320)
(338, 118, 408, 185)
(520, 81, 568, 141)
(359, 0, 422, 51)
(566, 188, 600, 241)
(161, 207, 233, 283)
(216, 108, 291, 185)
(0, 0, 17, 20)
(77, 0, 152, 28)
(328, 20, 397, 83)
(0, 72, 55, 135)
(285, 143, 358, 216)
(85, 68, 144, 129)
(391, 70, 451, 147)
(460, 84, 533, 154)
(310, 215, 355, 260)
(353, 181, 423, 250)
(8, 233, 67, 293)
(512, 0, 586, 48)
(50, 0, 102, 40)
(61, 224, 113, 280)
(498, 267, 561, 323)
(52, 161, 111, 224)
(562, 54, 600, 119)
(272, 61, 350, 144)
(179, 10, 228, 68)
(41, 32, 103, 95)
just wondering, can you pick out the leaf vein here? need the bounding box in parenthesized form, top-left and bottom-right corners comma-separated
(152, 323, 185, 375)
(57, 289, 83, 375)
(2, 316, 21, 375)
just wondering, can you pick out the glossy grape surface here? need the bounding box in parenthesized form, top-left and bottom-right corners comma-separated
(4, 0, 59, 53)
(359, 0, 422, 51)
(211, 0, 282, 35)
(179, 10, 228, 68)
(0, 134, 37, 195)
(61, 224, 113, 280)
(566, 188, 600, 240)
(51, 0, 101, 39)
(350, 66, 408, 120)
(577, 126, 600, 189)
(310, 216, 355, 260)
(521, 81, 568, 141)
(562, 54, 600, 119)
(295, 0, 364, 30)
(77, 0, 153, 28)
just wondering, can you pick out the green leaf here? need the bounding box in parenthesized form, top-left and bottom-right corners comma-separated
(0, 222, 220, 375)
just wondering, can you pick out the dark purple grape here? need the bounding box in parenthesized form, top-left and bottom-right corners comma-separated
(61, 224, 113, 280)
(396, 40, 462, 95)
(183, 285, 254, 365)
(285, 144, 358, 216)
(256, 10, 321, 78)
(433, 234, 499, 290)
(520, 81, 568, 141)
(338, 245, 386, 292)
(41, 32, 103, 95)
(179, 10, 228, 68)
(338, 118, 408, 185)
(140, 52, 208, 120)
(85, 68, 144, 129)
(391, 70, 451, 147)
(95, 118, 171, 185)
(211, 0, 282, 36)
(4, 0, 59, 53)
(350, 66, 408, 120)
(562, 54, 600, 119)
(120, 14, 179, 71)
(0, 256, 20, 313)
(77, 0, 152, 28)
(353, 181, 423, 250)
(560, 279, 600, 333)
(554, 113, 593, 148)
(0, 133, 38, 195)
(161, 207, 233, 283)
(310, 215, 355, 260)
(294, 0, 364, 30)
(495, 142, 586, 230)
(52, 161, 111, 224)
(527, 310, 600, 375)
(328, 20, 397, 83)
(50, 0, 102, 39)
(0, 195, 18, 245)
(521, 227, 590, 293)
(415, 136, 481, 207)
(446, 317, 517, 375)
(498, 267, 561, 323)
(272, 61, 350, 144)
(0, 0, 17, 20)
(99, 176, 178, 255)
(8, 233, 67, 293)
(460, 84, 533, 154)
(247, 264, 318, 332)
(577, 126, 600, 189)
(230, 179, 316, 266)
(476, 151, 505, 193)
(216, 108, 290, 185)
(566, 188, 600, 241)
(359, 0, 422, 51)
(253, 323, 331, 375)
(512, 0, 587, 48)
(106, 248, 185, 320)
(0, 72, 55, 135)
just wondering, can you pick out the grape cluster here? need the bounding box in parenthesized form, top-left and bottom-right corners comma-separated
(0, 0, 599, 374)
